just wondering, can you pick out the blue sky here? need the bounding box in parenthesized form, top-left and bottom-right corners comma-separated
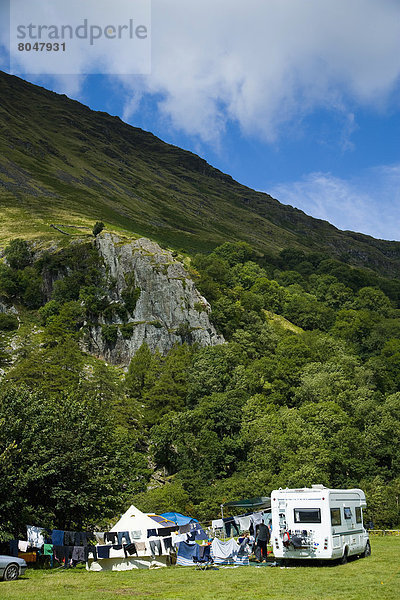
(1, 0, 400, 240)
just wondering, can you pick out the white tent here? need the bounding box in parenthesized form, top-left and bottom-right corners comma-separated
(87, 505, 171, 572)
(110, 505, 161, 537)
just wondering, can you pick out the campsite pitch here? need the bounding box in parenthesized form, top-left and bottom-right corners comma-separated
(1, 537, 398, 600)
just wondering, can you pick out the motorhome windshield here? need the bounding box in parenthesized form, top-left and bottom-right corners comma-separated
(294, 508, 321, 523)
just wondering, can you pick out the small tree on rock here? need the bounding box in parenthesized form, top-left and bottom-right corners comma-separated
(92, 222, 105, 237)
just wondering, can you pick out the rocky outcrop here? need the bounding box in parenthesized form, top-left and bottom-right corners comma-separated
(83, 234, 224, 366)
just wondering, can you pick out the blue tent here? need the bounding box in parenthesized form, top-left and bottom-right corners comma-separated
(160, 512, 198, 526)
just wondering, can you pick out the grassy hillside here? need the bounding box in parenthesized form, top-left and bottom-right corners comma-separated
(1, 71, 400, 276)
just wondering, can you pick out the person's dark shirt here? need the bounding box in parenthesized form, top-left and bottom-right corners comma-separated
(257, 523, 270, 542)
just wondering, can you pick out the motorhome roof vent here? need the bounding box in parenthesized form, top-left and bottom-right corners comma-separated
(311, 484, 325, 489)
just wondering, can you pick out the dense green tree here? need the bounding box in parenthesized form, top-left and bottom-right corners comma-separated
(4, 239, 32, 270)
(126, 343, 154, 398)
(0, 385, 149, 539)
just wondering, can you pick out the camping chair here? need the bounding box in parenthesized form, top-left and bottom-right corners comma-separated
(193, 545, 213, 570)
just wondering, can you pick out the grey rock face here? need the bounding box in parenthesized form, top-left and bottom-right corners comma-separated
(83, 234, 224, 366)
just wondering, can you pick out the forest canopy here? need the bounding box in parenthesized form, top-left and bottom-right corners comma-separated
(1, 238, 400, 538)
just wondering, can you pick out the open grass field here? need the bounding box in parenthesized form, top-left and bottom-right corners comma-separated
(1, 537, 399, 600)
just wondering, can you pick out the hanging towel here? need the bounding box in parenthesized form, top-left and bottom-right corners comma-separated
(9, 540, 18, 557)
(176, 541, 200, 566)
(18, 540, 29, 552)
(157, 526, 177, 537)
(251, 512, 263, 526)
(109, 545, 125, 558)
(237, 516, 251, 531)
(124, 543, 138, 557)
(94, 532, 105, 544)
(26, 525, 45, 548)
(135, 541, 146, 553)
(97, 545, 111, 559)
(51, 530, 64, 546)
(131, 530, 142, 540)
(211, 538, 240, 565)
(43, 544, 53, 556)
(211, 519, 224, 529)
(171, 532, 187, 546)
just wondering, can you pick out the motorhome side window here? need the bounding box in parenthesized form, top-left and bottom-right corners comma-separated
(344, 507, 352, 519)
(330, 508, 341, 526)
(355, 507, 362, 523)
(294, 508, 321, 523)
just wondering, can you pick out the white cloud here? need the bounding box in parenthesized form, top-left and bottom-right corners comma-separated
(4, 1, 400, 145)
(269, 165, 400, 241)
(117, 0, 400, 143)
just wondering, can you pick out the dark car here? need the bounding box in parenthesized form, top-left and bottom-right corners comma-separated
(0, 556, 27, 581)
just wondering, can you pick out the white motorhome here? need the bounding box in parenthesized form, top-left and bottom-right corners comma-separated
(271, 485, 370, 563)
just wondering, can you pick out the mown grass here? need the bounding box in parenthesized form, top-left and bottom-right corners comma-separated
(2, 537, 399, 600)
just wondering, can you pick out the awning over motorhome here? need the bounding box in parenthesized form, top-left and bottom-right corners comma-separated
(222, 497, 271, 510)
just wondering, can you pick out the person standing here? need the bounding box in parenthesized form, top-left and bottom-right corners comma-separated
(256, 522, 270, 562)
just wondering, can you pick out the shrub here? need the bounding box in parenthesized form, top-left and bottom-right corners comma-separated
(120, 323, 136, 339)
(38, 300, 61, 325)
(0, 313, 18, 331)
(102, 324, 118, 345)
(122, 286, 141, 314)
(92, 221, 105, 237)
(4, 239, 32, 270)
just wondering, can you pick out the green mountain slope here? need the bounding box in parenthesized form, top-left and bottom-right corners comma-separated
(1, 70, 399, 276)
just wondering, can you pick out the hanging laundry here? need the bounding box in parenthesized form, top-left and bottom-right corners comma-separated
(123, 543, 138, 557)
(85, 546, 98, 561)
(96, 545, 111, 559)
(18, 540, 29, 553)
(43, 544, 53, 556)
(176, 541, 200, 566)
(171, 532, 187, 546)
(146, 529, 157, 538)
(163, 537, 173, 553)
(109, 545, 125, 558)
(157, 526, 177, 537)
(211, 519, 224, 529)
(250, 512, 263, 527)
(50, 530, 63, 546)
(130, 530, 142, 540)
(8, 540, 18, 557)
(117, 531, 131, 545)
(26, 525, 45, 548)
(149, 539, 162, 557)
(72, 546, 85, 562)
(104, 532, 118, 544)
(210, 537, 248, 566)
(94, 532, 105, 544)
(236, 515, 251, 531)
(134, 541, 146, 553)
(63, 532, 75, 545)
(223, 517, 240, 537)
